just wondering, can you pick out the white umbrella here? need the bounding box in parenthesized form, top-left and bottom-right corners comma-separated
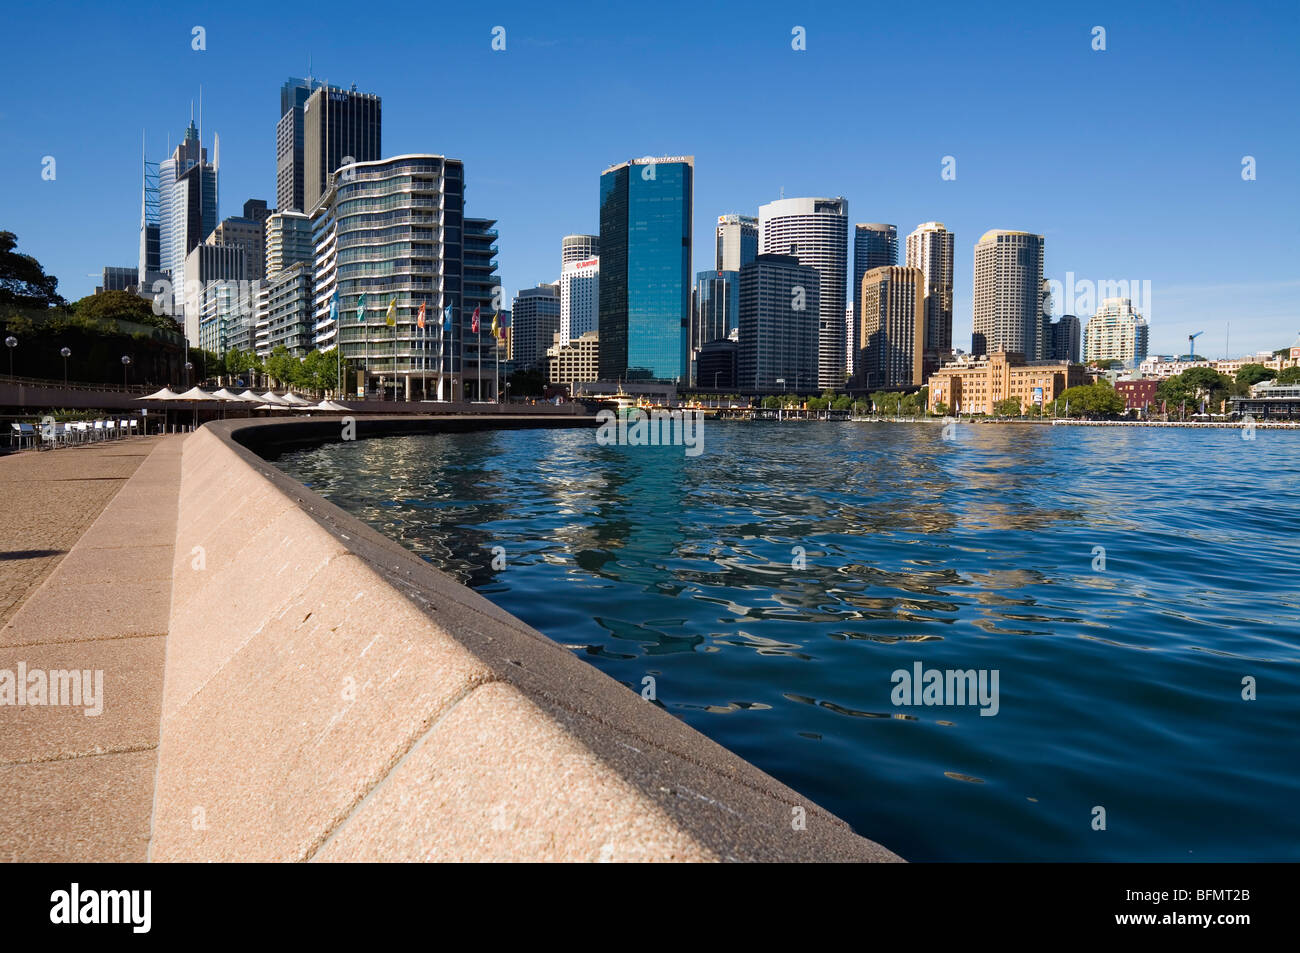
(176, 386, 219, 401)
(237, 390, 263, 402)
(312, 400, 350, 412)
(138, 387, 182, 401)
(210, 388, 244, 401)
(259, 391, 291, 406)
(281, 393, 314, 406)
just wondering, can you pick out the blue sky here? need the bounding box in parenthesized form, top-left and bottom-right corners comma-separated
(2, 0, 1297, 356)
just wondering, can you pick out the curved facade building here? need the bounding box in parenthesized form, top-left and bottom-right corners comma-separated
(312, 155, 499, 400)
(759, 197, 849, 390)
(561, 234, 599, 270)
(972, 229, 1045, 359)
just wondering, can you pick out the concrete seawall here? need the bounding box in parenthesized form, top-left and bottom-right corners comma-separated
(151, 416, 901, 862)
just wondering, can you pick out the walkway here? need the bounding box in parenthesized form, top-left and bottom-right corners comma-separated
(0, 435, 185, 861)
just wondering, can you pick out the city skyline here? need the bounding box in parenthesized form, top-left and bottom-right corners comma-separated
(1, 1, 1296, 358)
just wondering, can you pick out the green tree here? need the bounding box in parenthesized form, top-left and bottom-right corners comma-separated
(1055, 383, 1125, 418)
(761, 395, 780, 409)
(993, 396, 1022, 416)
(1236, 363, 1276, 387)
(933, 400, 949, 416)
(1275, 366, 1300, 385)
(831, 394, 852, 411)
(0, 231, 63, 308)
(70, 290, 177, 331)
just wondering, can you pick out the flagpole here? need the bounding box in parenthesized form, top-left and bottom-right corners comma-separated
(394, 306, 399, 402)
(477, 320, 482, 402)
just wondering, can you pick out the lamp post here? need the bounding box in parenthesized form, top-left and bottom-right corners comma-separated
(184, 361, 193, 389)
(60, 347, 71, 387)
(121, 354, 132, 391)
(4, 336, 16, 379)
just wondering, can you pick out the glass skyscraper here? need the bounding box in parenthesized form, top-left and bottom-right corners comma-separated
(598, 156, 693, 382)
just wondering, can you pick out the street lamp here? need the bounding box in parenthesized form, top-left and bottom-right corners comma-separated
(184, 361, 193, 388)
(121, 354, 132, 391)
(4, 336, 16, 379)
(60, 347, 71, 387)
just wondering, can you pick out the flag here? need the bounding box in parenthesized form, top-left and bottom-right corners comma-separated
(356, 293, 366, 322)
(329, 289, 339, 324)
(417, 302, 426, 329)
(385, 298, 396, 327)
(442, 305, 452, 333)
(471, 306, 480, 333)
(490, 311, 499, 337)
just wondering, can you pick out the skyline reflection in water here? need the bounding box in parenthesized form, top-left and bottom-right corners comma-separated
(279, 421, 1300, 861)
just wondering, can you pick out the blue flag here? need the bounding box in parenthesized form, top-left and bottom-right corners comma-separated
(329, 289, 339, 323)
(356, 293, 366, 323)
(442, 304, 453, 333)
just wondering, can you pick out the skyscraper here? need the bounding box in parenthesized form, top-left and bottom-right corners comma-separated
(302, 84, 382, 214)
(158, 118, 219, 320)
(905, 222, 955, 377)
(690, 269, 738, 385)
(715, 214, 758, 272)
(208, 200, 269, 283)
(561, 234, 599, 270)
(1050, 314, 1082, 363)
(560, 257, 599, 343)
(738, 253, 820, 392)
(857, 266, 926, 389)
(598, 156, 693, 381)
(759, 197, 849, 389)
(1083, 299, 1148, 365)
(259, 210, 315, 359)
(277, 76, 324, 213)
(511, 284, 561, 368)
(972, 229, 1045, 358)
(464, 217, 504, 400)
(853, 224, 897, 314)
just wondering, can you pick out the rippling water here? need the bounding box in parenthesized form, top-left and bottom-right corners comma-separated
(277, 421, 1300, 861)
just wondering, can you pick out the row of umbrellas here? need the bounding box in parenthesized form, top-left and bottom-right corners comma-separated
(138, 387, 351, 412)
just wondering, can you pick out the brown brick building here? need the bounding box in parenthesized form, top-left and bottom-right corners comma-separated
(927, 351, 1091, 415)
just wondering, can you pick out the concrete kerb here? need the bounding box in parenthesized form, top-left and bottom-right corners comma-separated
(149, 416, 902, 862)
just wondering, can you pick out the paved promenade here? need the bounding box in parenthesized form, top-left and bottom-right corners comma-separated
(0, 436, 185, 861)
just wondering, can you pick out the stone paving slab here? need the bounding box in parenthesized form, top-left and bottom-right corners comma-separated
(0, 436, 184, 861)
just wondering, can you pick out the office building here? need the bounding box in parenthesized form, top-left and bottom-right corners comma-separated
(598, 155, 693, 381)
(1083, 298, 1149, 365)
(1049, 314, 1082, 363)
(905, 221, 954, 377)
(547, 329, 600, 386)
(759, 197, 849, 389)
(463, 217, 504, 400)
(690, 269, 739, 384)
(716, 214, 758, 271)
(158, 119, 219, 320)
(927, 351, 1090, 415)
(511, 284, 561, 368)
(207, 200, 270, 283)
(845, 303, 855, 378)
(561, 234, 599, 269)
(737, 253, 820, 392)
(264, 261, 315, 355)
(853, 223, 897, 327)
(277, 76, 324, 212)
(698, 337, 739, 390)
(857, 266, 926, 389)
(302, 84, 382, 214)
(560, 256, 599, 343)
(185, 242, 249, 353)
(97, 267, 137, 294)
(972, 229, 1046, 359)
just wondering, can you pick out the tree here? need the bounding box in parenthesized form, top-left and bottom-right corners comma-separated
(1055, 383, 1125, 418)
(0, 231, 63, 308)
(761, 395, 780, 409)
(1236, 363, 1276, 387)
(1276, 366, 1300, 386)
(831, 395, 852, 411)
(993, 396, 1022, 416)
(71, 290, 164, 328)
(507, 366, 546, 396)
(933, 400, 949, 416)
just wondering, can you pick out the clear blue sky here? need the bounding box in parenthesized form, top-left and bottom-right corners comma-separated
(2, 0, 1297, 356)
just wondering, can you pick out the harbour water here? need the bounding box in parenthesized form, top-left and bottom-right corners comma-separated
(279, 421, 1300, 861)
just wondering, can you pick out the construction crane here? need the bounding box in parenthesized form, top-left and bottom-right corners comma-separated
(1188, 331, 1204, 360)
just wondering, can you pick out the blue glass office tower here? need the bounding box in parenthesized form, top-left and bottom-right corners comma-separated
(598, 156, 693, 381)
